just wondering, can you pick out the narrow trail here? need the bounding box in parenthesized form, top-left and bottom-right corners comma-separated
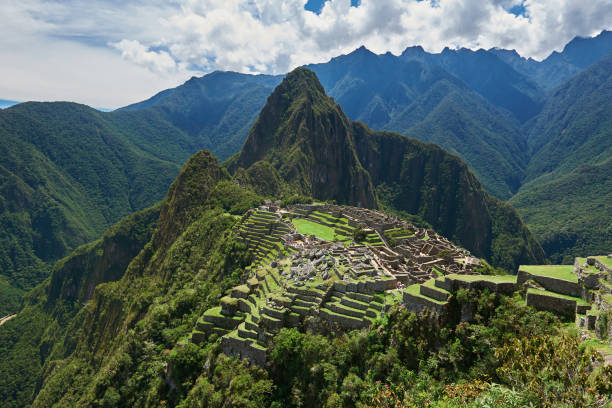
(0, 314, 16, 326)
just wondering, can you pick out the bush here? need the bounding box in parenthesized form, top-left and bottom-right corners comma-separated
(280, 194, 313, 207)
(352, 227, 367, 242)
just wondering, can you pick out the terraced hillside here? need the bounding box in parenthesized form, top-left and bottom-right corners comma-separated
(193, 202, 612, 367)
(190, 203, 481, 364)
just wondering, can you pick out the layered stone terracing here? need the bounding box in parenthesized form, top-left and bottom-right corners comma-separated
(190, 203, 481, 365)
(235, 209, 292, 268)
(193, 203, 612, 365)
(193, 202, 612, 365)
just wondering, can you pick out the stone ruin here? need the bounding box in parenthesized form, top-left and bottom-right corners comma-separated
(189, 203, 483, 366)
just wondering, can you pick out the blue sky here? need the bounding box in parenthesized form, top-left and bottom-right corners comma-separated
(0, 0, 610, 108)
(305, 0, 361, 13)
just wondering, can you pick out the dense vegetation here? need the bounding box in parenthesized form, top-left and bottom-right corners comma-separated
(511, 54, 612, 262)
(0, 102, 188, 314)
(511, 158, 612, 263)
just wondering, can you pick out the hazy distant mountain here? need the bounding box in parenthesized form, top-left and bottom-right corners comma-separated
(491, 30, 612, 90)
(399, 46, 544, 122)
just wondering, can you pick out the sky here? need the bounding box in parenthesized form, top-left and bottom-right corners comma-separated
(0, 0, 610, 109)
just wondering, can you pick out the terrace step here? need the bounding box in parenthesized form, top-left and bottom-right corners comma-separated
(419, 282, 450, 302)
(291, 305, 311, 316)
(340, 297, 370, 311)
(326, 301, 366, 318)
(319, 307, 369, 329)
(293, 298, 317, 309)
(195, 320, 231, 337)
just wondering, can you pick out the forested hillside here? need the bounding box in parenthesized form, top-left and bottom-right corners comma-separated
(510, 54, 612, 262)
(0, 103, 185, 314)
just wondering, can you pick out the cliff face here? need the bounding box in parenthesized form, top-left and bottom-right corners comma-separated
(233, 68, 545, 270)
(351, 124, 492, 257)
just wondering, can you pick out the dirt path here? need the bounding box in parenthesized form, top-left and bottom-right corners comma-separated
(0, 314, 16, 326)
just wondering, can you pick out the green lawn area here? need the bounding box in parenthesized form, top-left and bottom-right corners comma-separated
(594, 256, 612, 269)
(292, 218, 340, 242)
(519, 265, 577, 282)
(581, 337, 612, 354)
(422, 278, 451, 293)
(404, 284, 446, 304)
(445, 274, 517, 283)
(527, 288, 589, 306)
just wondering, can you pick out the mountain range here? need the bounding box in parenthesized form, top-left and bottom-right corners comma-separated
(0, 67, 546, 407)
(0, 30, 610, 315)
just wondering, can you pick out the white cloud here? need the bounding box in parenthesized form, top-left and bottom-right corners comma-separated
(0, 0, 610, 108)
(110, 40, 179, 75)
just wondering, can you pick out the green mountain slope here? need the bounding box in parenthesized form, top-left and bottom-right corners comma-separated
(121, 71, 281, 160)
(510, 54, 612, 261)
(388, 80, 527, 198)
(0, 149, 252, 407)
(524, 53, 612, 182)
(0, 204, 160, 407)
(232, 68, 545, 270)
(511, 158, 612, 264)
(0, 102, 184, 313)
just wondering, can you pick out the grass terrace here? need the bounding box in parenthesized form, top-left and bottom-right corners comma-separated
(519, 265, 578, 282)
(445, 274, 517, 283)
(312, 210, 350, 225)
(595, 256, 612, 269)
(577, 256, 612, 270)
(384, 227, 414, 240)
(292, 218, 347, 242)
(527, 288, 590, 306)
(404, 284, 447, 304)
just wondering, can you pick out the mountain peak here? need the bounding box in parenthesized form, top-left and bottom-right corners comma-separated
(233, 68, 377, 208)
(400, 45, 425, 57)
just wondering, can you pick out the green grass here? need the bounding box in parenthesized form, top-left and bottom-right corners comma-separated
(404, 284, 446, 304)
(432, 267, 444, 277)
(519, 265, 577, 282)
(313, 211, 349, 224)
(422, 278, 451, 294)
(527, 288, 589, 306)
(291, 218, 338, 242)
(580, 338, 612, 354)
(594, 256, 612, 269)
(445, 274, 517, 283)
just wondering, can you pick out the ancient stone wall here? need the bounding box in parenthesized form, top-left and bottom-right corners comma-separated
(526, 292, 576, 318)
(517, 270, 581, 297)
